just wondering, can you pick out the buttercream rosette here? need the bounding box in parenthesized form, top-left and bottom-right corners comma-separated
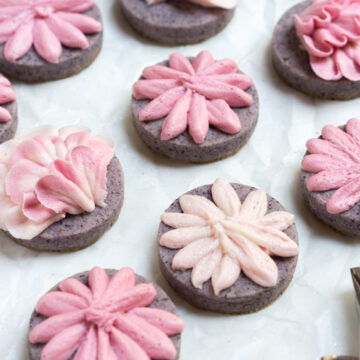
(145, 0, 237, 9)
(133, 51, 253, 145)
(0, 74, 16, 122)
(0, 125, 115, 240)
(159, 179, 299, 295)
(29, 267, 185, 360)
(295, 0, 360, 81)
(302, 118, 360, 214)
(0, 0, 102, 64)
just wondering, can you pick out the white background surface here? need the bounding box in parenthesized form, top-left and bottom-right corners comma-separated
(1, 0, 360, 359)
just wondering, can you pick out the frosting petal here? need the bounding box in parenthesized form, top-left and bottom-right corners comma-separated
(73, 326, 97, 360)
(212, 178, 241, 217)
(160, 212, 207, 228)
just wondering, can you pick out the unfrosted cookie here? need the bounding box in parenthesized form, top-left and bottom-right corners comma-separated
(0, 74, 17, 143)
(272, 0, 360, 100)
(0, 126, 124, 251)
(119, 0, 236, 45)
(0, 1, 103, 82)
(29, 267, 185, 360)
(301, 118, 360, 236)
(132, 51, 259, 163)
(158, 179, 299, 313)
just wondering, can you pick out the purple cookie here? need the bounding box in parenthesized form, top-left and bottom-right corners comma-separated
(29, 268, 183, 360)
(11, 157, 124, 251)
(132, 54, 259, 163)
(158, 181, 299, 314)
(272, 0, 360, 100)
(0, 7, 103, 83)
(300, 119, 360, 236)
(119, 0, 235, 44)
(0, 101, 17, 144)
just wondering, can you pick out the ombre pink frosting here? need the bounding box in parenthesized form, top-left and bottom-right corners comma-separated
(132, 51, 253, 144)
(0, 0, 102, 64)
(160, 179, 298, 295)
(0, 74, 16, 122)
(29, 267, 185, 360)
(0, 125, 115, 240)
(302, 118, 360, 214)
(294, 0, 360, 81)
(145, 0, 237, 9)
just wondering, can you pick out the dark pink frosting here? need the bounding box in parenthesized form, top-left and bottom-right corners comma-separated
(29, 267, 185, 360)
(133, 51, 253, 144)
(302, 118, 360, 214)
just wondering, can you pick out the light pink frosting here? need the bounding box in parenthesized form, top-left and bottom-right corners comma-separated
(29, 267, 185, 360)
(0, 74, 16, 122)
(294, 0, 360, 81)
(132, 51, 253, 144)
(0, 125, 115, 240)
(0, 0, 102, 64)
(145, 0, 237, 9)
(302, 118, 360, 214)
(160, 179, 298, 294)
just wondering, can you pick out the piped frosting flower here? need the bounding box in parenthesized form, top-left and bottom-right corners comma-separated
(145, 0, 237, 9)
(159, 179, 298, 295)
(0, 0, 102, 64)
(302, 118, 360, 214)
(294, 0, 360, 81)
(0, 74, 16, 122)
(29, 267, 185, 360)
(0, 125, 115, 240)
(132, 51, 253, 144)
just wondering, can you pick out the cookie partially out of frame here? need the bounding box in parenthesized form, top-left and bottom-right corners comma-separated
(272, 0, 360, 100)
(0, 6, 103, 82)
(119, 0, 235, 45)
(158, 180, 299, 314)
(29, 268, 184, 360)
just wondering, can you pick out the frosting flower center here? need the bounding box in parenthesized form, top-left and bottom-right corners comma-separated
(295, 0, 360, 81)
(160, 179, 299, 295)
(85, 307, 118, 333)
(34, 5, 54, 17)
(133, 51, 254, 144)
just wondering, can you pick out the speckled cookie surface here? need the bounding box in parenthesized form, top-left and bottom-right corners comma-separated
(272, 0, 360, 100)
(301, 168, 360, 236)
(0, 101, 17, 144)
(10, 157, 124, 252)
(119, 0, 235, 44)
(132, 60, 259, 163)
(29, 269, 181, 360)
(158, 183, 299, 314)
(0, 7, 103, 83)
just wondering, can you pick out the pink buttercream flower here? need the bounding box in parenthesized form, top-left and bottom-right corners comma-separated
(0, 0, 102, 64)
(132, 51, 254, 144)
(0, 74, 16, 122)
(29, 267, 185, 360)
(160, 179, 298, 295)
(0, 125, 115, 240)
(302, 118, 360, 214)
(294, 0, 360, 81)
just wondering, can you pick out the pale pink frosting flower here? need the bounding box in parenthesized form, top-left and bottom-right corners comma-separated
(0, 74, 16, 122)
(294, 0, 360, 81)
(0, 125, 115, 240)
(29, 267, 185, 360)
(302, 118, 360, 214)
(0, 0, 102, 64)
(132, 51, 253, 144)
(145, 0, 237, 9)
(160, 179, 298, 295)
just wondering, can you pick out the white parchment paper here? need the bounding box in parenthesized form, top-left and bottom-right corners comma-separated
(1, 0, 360, 359)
